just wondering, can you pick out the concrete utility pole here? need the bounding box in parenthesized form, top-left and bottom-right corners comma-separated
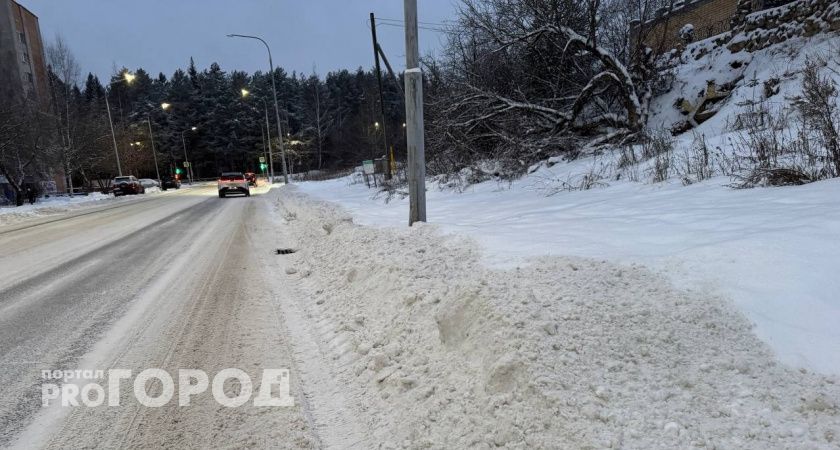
(370, 12, 391, 179)
(403, 0, 427, 224)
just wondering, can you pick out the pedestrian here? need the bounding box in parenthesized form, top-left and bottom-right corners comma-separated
(26, 185, 37, 204)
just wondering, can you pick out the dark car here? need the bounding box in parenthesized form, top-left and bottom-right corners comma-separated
(161, 176, 181, 190)
(112, 176, 145, 196)
(244, 172, 257, 186)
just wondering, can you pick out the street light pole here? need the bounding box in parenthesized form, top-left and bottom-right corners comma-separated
(146, 117, 162, 184)
(227, 33, 289, 184)
(241, 88, 275, 182)
(180, 130, 194, 184)
(260, 124, 270, 182)
(263, 101, 274, 182)
(104, 94, 122, 176)
(103, 72, 136, 177)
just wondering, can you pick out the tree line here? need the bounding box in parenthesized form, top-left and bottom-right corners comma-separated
(4, 0, 745, 203)
(1, 36, 406, 201)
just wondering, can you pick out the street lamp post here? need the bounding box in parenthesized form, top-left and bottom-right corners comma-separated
(227, 33, 289, 184)
(241, 88, 274, 183)
(104, 71, 136, 176)
(180, 126, 197, 184)
(146, 118, 162, 184)
(373, 121, 381, 160)
(160, 102, 196, 184)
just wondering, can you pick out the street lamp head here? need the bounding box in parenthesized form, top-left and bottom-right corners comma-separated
(134, 141, 142, 146)
(161, 102, 171, 110)
(191, 126, 197, 131)
(374, 122, 380, 128)
(402, 123, 407, 128)
(241, 88, 250, 97)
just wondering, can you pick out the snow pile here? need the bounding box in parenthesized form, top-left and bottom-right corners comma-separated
(271, 187, 840, 449)
(0, 193, 114, 226)
(0, 185, 182, 227)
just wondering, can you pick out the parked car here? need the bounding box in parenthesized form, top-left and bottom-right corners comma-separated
(139, 178, 159, 189)
(161, 176, 181, 190)
(244, 172, 257, 186)
(218, 172, 250, 198)
(112, 176, 145, 196)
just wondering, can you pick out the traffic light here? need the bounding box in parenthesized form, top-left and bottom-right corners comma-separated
(259, 163, 267, 172)
(175, 167, 183, 175)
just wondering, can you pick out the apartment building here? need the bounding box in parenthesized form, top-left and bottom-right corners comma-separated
(0, 0, 48, 106)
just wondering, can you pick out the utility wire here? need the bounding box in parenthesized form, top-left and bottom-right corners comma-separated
(375, 17, 457, 27)
(376, 22, 458, 35)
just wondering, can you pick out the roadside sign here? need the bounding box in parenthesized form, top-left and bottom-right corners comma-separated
(363, 160, 375, 175)
(183, 161, 190, 168)
(259, 156, 266, 163)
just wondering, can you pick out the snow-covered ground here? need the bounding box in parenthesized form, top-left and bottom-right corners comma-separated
(275, 186, 840, 448)
(298, 172, 840, 375)
(0, 184, 203, 226)
(297, 31, 840, 376)
(0, 193, 113, 224)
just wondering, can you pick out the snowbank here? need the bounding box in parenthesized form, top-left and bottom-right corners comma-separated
(297, 174, 840, 375)
(0, 185, 187, 227)
(271, 187, 840, 448)
(296, 32, 840, 375)
(0, 193, 114, 226)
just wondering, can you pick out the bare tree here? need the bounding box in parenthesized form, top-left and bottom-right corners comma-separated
(306, 70, 333, 170)
(425, 0, 658, 178)
(46, 34, 81, 194)
(797, 58, 840, 176)
(0, 101, 53, 205)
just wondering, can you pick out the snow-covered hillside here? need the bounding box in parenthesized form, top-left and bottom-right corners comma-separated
(298, 32, 840, 375)
(649, 32, 840, 141)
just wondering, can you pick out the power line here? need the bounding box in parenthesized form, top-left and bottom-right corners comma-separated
(376, 22, 458, 35)
(375, 17, 456, 27)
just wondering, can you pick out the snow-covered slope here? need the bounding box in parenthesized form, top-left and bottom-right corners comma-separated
(650, 32, 840, 151)
(297, 32, 840, 375)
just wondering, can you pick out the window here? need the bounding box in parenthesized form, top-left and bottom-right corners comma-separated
(26, 72, 33, 84)
(18, 32, 25, 44)
(22, 52, 29, 63)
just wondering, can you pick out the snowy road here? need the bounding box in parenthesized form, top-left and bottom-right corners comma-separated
(0, 186, 325, 448)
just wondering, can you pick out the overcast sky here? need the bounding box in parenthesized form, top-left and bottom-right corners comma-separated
(19, 0, 459, 82)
